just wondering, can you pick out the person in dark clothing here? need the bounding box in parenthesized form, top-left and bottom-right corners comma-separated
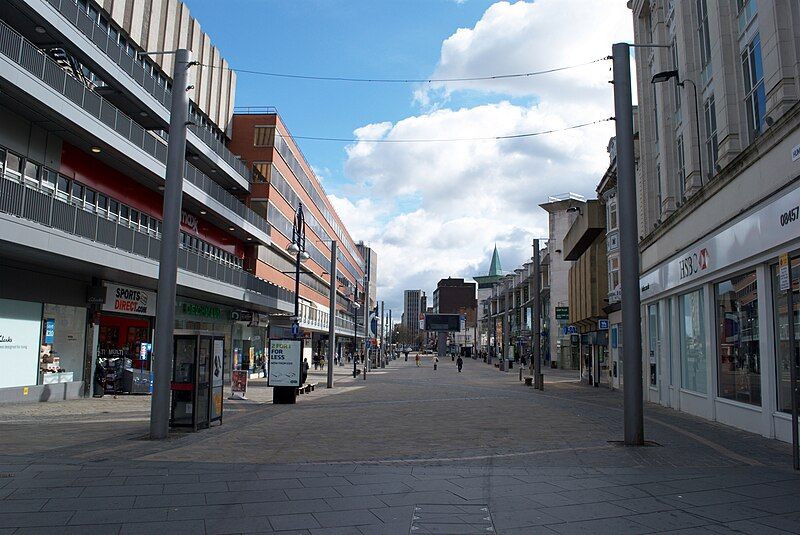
(301, 358, 309, 384)
(93, 359, 105, 397)
(457, 356, 463, 373)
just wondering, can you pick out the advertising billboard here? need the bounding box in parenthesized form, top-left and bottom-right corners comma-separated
(424, 314, 461, 332)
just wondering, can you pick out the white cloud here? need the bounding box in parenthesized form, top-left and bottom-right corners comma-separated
(332, 0, 633, 313)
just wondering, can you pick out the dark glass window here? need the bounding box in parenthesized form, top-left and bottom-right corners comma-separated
(41, 169, 57, 189)
(85, 189, 96, 205)
(120, 205, 129, 220)
(56, 175, 70, 194)
(716, 272, 761, 406)
(109, 199, 119, 215)
(71, 182, 84, 200)
(97, 194, 108, 210)
(23, 160, 39, 183)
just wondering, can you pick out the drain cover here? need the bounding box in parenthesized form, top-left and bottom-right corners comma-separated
(410, 504, 495, 534)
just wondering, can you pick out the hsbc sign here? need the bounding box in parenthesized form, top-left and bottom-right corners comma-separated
(679, 247, 710, 280)
(640, 183, 800, 300)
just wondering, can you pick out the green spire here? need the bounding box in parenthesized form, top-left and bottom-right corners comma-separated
(488, 244, 502, 276)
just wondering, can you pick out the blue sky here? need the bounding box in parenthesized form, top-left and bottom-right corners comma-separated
(185, 0, 499, 194)
(183, 1, 633, 314)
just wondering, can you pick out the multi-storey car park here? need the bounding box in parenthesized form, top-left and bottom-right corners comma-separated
(0, 0, 366, 402)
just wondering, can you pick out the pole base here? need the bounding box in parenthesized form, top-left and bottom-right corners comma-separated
(273, 386, 297, 404)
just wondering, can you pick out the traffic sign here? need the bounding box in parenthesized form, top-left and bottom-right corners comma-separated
(555, 306, 569, 320)
(598, 319, 609, 330)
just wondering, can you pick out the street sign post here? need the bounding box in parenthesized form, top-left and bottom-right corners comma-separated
(555, 307, 569, 320)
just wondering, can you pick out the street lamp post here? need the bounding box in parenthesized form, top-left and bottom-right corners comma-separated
(351, 287, 360, 378)
(326, 240, 337, 389)
(613, 42, 645, 445)
(275, 204, 310, 404)
(149, 48, 194, 440)
(380, 301, 385, 368)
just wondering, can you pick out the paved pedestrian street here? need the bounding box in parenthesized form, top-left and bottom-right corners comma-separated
(0, 356, 798, 534)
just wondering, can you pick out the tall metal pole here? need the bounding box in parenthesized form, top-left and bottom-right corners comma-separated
(533, 239, 543, 390)
(363, 275, 369, 380)
(389, 309, 392, 359)
(150, 49, 192, 440)
(380, 301, 385, 368)
(327, 241, 337, 388)
(613, 42, 645, 446)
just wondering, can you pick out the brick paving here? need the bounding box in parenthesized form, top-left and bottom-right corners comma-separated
(0, 354, 798, 534)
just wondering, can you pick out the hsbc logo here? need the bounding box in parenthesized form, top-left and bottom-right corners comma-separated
(679, 247, 710, 280)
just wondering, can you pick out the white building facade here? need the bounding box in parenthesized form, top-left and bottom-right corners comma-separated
(632, 0, 800, 443)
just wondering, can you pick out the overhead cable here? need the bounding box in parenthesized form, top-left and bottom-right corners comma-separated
(197, 57, 609, 84)
(276, 117, 614, 143)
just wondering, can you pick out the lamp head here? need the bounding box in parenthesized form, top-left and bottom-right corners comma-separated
(287, 242, 300, 255)
(651, 70, 679, 84)
(300, 250, 311, 262)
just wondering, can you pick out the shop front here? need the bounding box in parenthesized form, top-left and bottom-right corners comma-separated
(175, 301, 269, 381)
(97, 283, 155, 395)
(640, 181, 800, 443)
(0, 297, 87, 402)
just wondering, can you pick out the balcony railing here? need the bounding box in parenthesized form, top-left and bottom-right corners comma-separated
(0, 19, 270, 238)
(0, 178, 293, 305)
(42, 0, 250, 181)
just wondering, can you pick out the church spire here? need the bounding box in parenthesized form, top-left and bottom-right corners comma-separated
(488, 244, 502, 276)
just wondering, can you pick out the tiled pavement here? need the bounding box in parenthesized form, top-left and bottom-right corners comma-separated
(0, 355, 798, 534)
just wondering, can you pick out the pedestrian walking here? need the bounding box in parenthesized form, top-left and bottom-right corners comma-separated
(433, 355, 438, 371)
(415, 354, 420, 367)
(457, 355, 463, 373)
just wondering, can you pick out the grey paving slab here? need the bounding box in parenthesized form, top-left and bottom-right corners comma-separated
(268, 513, 320, 531)
(378, 491, 469, 507)
(309, 527, 363, 535)
(79, 484, 163, 497)
(0, 497, 45, 512)
(312, 509, 381, 528)
(7, 486, 84, 499)
(333, 482, 412, 497)
(68, 507, 168, 525)
(204, 514, 273, 534)
(613, 496, 677, 514)
(119, 518, 206, 534)
(236, 478, 304, 491)
(722, 518, 800, 534)
(748, 494, 800, 515)
(546, 501, 632, 522)
(323, 495, 385, 511)
(748, 511, 800, 533)
(13, 525, 123, 535)
(205, 489, 289, 505)
(243, 498, 332, 517)
(0, 510, 74, 527)
(167, 503, 245, 520)
(687, 502, 774, 523)
(286, 486, 341, 500)
(299, 476, 351, 488)
(163, 481, 229, 494)
(488, 508, 562, 529)
(626, 510, 714, 531)
(44, 495, 135, 511)
(368, 505, 413, 523)
(546, 516, 656, 535)
(134, 492, 207, 508)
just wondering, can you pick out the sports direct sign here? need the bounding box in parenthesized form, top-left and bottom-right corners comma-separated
(102, 283, 157, 316)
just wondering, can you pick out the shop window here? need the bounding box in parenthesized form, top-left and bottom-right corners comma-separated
(772, 258, 800, 414)
(648, 304, 659, 386)
(716, 272, 761, 406)
(680, 289, 707, 393)
(40, 304, 86, 385)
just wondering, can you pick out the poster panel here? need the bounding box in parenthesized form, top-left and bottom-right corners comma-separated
(268, 339, 302, 387)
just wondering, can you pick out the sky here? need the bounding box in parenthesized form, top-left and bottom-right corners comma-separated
(183, 0, 634, 316)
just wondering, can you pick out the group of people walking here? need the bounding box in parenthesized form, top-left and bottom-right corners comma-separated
(414, 353, 463, 373)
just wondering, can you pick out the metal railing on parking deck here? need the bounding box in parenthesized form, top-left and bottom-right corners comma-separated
(0, 178, 293, 306)
(0, 19, 270, 238)
(42, 0, 251, 181)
